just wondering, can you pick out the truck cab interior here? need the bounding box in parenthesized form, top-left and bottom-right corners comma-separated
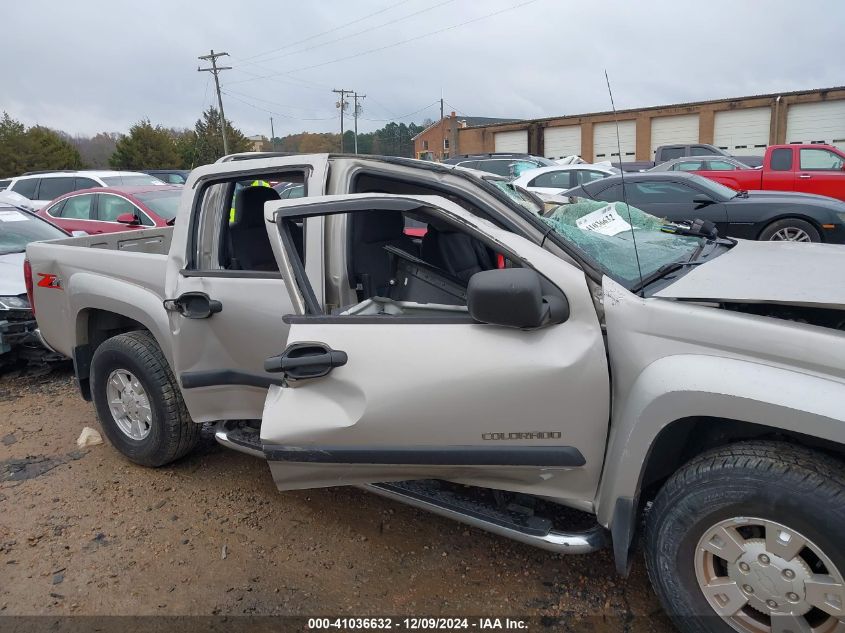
(277, 200, 508, 319)
(217, 169, 508, 316)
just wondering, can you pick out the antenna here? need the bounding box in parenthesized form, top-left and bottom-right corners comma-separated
(604, 70, 645, 295)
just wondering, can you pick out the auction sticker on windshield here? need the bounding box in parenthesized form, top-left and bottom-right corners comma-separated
(575, 204, 632, 236)
(0, 210, 28, 222)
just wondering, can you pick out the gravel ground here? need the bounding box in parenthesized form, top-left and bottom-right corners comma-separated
(0, 364, 675, 630)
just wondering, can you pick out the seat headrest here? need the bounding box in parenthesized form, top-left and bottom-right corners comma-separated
(351, 210, 406, 244)
(232, 186, 281, 227)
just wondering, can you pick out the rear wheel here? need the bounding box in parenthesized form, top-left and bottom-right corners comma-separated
(758, 219, 820, 243)
(645, 441, 845, 633)
(91, 330, 199, 467)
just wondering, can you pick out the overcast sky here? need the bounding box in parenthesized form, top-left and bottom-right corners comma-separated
(2, 0, 842, 139)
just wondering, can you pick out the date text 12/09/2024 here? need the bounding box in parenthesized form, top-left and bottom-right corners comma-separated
(307, 617, 529, 630)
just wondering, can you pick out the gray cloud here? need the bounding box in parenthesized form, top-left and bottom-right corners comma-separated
(2, 0, 842, 138)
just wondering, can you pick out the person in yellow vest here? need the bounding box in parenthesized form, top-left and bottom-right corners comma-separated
(229, 179, 272, 223)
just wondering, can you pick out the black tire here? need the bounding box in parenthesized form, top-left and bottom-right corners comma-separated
(758, 218, 821, 242)
(644, 441, 845, 633)
(90, 330, 199, 467)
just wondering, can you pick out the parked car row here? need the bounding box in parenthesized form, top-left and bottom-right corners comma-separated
(0, 191, 72, 365)
(5, 170, 169, 208)
(562, 171, 845, 244)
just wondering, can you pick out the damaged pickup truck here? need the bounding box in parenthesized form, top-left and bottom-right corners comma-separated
(27, 153, 845, 633)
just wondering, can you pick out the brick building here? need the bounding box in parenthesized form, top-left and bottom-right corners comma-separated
(412, 113, 520, 161)
(447, 86, 845, 162)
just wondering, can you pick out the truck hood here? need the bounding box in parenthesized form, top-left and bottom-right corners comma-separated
(0, 252, 26, 296)
(654, 240, 845, 308)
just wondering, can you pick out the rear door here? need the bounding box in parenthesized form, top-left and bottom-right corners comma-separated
(166, 158, 329, 423)
(52, 193, 98, 234)
(258, 194, 610, 503)
(95, 193, 147, 232)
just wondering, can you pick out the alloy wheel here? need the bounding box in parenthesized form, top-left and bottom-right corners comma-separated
(770, 227, 813, 242)
(106, 369, 153, 441)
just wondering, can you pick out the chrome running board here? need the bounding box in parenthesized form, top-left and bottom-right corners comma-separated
(362, 481, 607, 555)
(214, 422, 265, 459)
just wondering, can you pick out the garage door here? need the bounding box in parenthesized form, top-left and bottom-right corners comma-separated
(714, 108, 771, 156)
(543, 125, 581, 159)
(593, 120, 635, 160)
(494, 130, 528, 153)
(786, 101, 845, 151)
(650, 114, 699, 154)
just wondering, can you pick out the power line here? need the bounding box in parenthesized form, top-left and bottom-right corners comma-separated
(238, 0, 415, 64)
(228, 0, 542, 85)
(359, 100, 440, 122)
(227, 65, 331, 92)
(224, 87, 335, 114)
(220, 90, 337, 121)
(233, 0, 455, 69)
(189, 77, 212, 169)
(444, 100, 469, 117)
(197, 49, 232, 154)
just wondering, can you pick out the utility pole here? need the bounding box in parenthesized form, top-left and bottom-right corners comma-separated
(332, 89, 353, 152)
(352, 92, 366, 154)
(440, 96, 445, 161)
(270, 117, 276, 151)
(198, 50, 232, 155)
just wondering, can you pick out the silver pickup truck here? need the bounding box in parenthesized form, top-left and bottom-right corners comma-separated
(27, 153, 845, 633)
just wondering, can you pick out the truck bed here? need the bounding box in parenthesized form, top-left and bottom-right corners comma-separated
(43, 226, 173, 254)
(26, 227, 174, 358)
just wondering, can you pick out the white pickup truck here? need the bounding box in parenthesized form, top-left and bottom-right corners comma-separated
(27, 153, 845, 633)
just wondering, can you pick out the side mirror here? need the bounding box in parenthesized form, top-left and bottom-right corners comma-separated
(692, 194, 715, 208)
(467, 268, 569, 329)
(116, 213, 140, 225)
(70, 230, 88, 237)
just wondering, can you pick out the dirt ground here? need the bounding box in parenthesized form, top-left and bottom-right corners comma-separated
(0, 364, 674, 630)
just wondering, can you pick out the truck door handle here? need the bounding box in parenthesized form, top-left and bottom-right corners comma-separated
(264, 342, 347, 380)
(798, 174, 812, 179)
(163, 292, 222, 319)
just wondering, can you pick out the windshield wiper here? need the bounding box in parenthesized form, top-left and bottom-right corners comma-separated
(631, 259, 707, 293)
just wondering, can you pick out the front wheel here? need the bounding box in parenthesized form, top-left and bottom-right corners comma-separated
(758, 218, 821, 243)
(90, 330, 199, 467)
(644, 441, 845, 633)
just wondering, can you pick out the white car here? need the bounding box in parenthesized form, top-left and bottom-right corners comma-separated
(6, 170, 166, 209)
(511, 164, 617, 196)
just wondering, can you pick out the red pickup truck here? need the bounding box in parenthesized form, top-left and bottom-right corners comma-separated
(693, 144, 845, 201)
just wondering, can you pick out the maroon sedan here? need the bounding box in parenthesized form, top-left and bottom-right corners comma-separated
(36, 185, 182, 235)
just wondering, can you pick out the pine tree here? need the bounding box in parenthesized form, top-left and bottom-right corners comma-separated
(109, 120, 180, 170)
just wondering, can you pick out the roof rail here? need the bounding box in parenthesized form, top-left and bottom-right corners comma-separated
(20, 169, 79, 176)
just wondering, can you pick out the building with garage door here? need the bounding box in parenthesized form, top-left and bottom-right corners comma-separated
(412, 112, 520, 161)
(453, 86, 845, 162)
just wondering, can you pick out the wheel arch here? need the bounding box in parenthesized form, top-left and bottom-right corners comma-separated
(596, 354, 845, 576)
(609, 416, 845, 577)
(70, 275, 173, 401)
